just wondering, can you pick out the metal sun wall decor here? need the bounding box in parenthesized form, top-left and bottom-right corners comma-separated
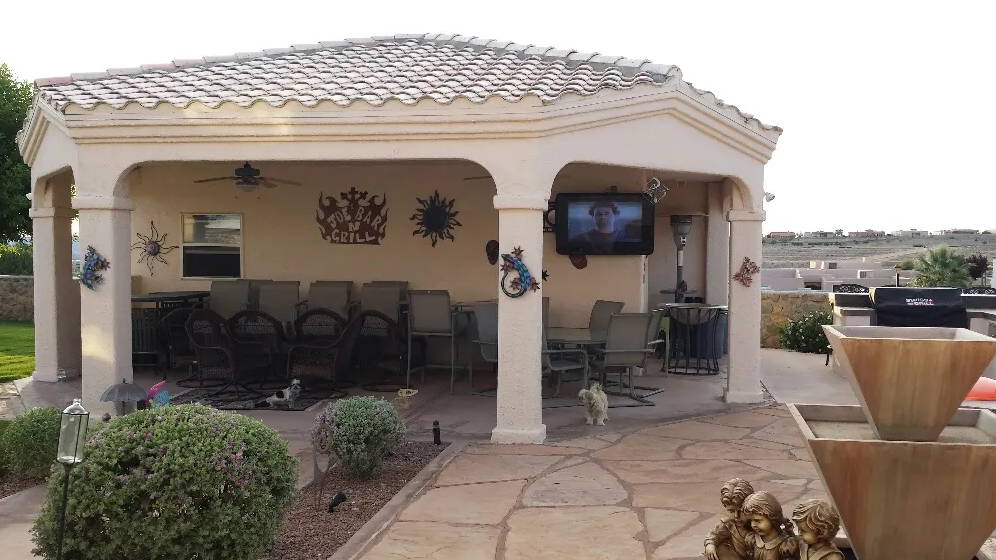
(131, 221, 178, 275)
(500, 247, 540, 298)
(410, 190, 461, 247)
(733, 257, 761, 287)
(316, 187, 388, 245)
(80, 246, 110, 290)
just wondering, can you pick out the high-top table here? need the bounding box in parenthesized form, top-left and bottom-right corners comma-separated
(131, 291, 210, 368)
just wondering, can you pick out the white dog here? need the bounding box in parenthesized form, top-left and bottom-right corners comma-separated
(258, 378, 302, 408)
(578, 383, 609, 426)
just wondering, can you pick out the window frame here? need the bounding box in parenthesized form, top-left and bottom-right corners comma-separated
(179, 212, 245, 280)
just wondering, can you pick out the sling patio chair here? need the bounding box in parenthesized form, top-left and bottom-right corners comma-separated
(306, 281, 356, 319)
(257, 281, 301, 336)
(406, 290, 463, 393)
(467, 302, 498, 392)
(208, 280, 250, 319)
(590, 313, 655, 400)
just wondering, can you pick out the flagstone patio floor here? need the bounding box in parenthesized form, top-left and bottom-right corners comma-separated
(357, 405, 826, 560)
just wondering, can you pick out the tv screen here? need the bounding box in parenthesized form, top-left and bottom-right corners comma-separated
(554, 193, 654, 255)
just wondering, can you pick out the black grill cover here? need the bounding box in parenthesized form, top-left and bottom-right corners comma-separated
(870, 287, 967, 328)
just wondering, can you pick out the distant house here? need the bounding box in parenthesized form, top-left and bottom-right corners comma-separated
(803, 231, 836, 238)
(942, 228, 980, 235)
(766, 231, 796, 239)
(848, 230, 886, 238)
(890, 229, 928, 238)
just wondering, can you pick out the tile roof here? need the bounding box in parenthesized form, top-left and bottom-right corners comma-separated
(31, 34, 779, 137)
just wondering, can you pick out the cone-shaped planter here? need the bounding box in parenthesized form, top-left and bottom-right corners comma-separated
(789, 404, 996, 560)
(823, 325, 996, 441)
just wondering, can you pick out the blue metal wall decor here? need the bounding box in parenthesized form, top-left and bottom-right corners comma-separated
(80, 246, 110, 290)
(411, 190, 461, 247)
(131, 221, 178, 275)
(499, 247, 540, 298)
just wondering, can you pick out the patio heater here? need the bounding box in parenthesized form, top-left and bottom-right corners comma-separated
(56, 398, 89, 560)
(670, 215, 693, 303)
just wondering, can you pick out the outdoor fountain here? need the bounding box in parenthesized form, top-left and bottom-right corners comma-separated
(788, 325, 996, 560)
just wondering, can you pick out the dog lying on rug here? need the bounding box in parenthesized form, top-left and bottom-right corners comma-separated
(256, 379, 303, 409)
(578, 383, 609, 425)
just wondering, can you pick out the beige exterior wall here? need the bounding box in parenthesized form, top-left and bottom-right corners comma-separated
(129, 160, 651, 328)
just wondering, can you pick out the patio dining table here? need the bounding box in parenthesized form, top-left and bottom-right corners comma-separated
(545, 327, 607, 346)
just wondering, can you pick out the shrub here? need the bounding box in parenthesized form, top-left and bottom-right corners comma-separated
(0, 242, 32, 275)
(328, 396, 405, 479)
(0, 407, 60, 477)
(910, 246, 971, 288)
(31, 404, 297, 560)
(778, 310, 833, 354)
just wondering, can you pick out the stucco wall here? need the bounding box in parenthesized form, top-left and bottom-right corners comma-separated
(128, 161, 666, 328)
(0, 275, 33, 321)
(761, 290, 832, 348)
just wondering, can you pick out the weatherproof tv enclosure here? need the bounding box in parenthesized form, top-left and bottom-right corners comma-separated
(554, 193, 655, 255)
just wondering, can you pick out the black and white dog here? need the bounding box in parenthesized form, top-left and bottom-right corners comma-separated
(256, 379, 303, 408)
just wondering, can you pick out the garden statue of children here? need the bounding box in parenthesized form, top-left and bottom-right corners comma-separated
(791, 500, 844, 560)
(741, 491, 800, 560)
(704, 478, 755, 560)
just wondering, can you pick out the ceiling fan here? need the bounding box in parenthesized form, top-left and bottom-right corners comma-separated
(194, 162, 302, 191)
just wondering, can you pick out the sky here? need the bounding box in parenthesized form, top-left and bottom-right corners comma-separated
(3, 1, 994, 234)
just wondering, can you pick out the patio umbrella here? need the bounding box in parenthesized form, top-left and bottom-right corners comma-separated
(100, 379, 149, 414)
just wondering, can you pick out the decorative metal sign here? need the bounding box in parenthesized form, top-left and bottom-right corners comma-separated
(643, 177, 670, 204)
(410, 190, 461, 247)
(500, 247, 540, 298)
(316, 188, 388, 245)
(733, 257, 761, 287)
(131, 221, 177, 275)
(80, 246, 110, 290)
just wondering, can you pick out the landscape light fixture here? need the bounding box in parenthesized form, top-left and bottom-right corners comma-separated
(670, 215, 694, 303)
(894, 264, 902, 287)
(56, 398, 89, 560)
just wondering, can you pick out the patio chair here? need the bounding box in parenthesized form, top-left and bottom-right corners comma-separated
(467, 302, 498, 391)
(542, 329, 588, 397)
(208, 280, 250, 319)
(185, 308, 263, 401)
(589, 300, 625, 331)
(370, 281, 409, 303)
(351, 309, 407, 390)
(307, 281, 355, 319)
(361, 283, 403, 326)
(406, 290, 462, 393)
(257, 281, 301, 335)
(227, 309, 286, 388)
(159, 307, 223, 388)
(286, 308, 351, 386)
(591, 313, 655, 398)
(246, 279, 274, 310)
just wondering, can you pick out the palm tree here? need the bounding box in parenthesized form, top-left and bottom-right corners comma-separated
(910, 247, 972, 288)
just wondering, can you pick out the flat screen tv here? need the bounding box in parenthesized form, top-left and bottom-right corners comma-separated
(554, 193, 654, 255)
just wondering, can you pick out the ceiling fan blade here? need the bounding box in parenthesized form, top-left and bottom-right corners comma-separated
(259, 177, 302, 186)
(194, 177, 236, 183)
(462, 175, 492, 181)
(259, 179, 279, 189)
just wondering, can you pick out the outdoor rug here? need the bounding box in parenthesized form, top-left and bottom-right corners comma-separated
(172, 383, 347, 411)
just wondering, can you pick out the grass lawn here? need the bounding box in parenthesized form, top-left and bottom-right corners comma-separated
(0, 321, 34, 383)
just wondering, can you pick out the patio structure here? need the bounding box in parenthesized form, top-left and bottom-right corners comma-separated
(17, 34, 781, 443)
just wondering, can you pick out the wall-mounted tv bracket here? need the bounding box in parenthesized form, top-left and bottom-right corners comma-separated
(543, 201, 557, 233)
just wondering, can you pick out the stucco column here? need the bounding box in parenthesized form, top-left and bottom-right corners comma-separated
(75, 196, 133, 415)
(706, 183, 730, 305)
(491, 193, 547, 444)
(725, 209, 765, 403)
(29, 205, 81, 381)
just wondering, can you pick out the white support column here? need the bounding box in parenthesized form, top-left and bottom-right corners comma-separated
(725, 209, 765, 403)
(29, 199, 81, 382)
(706, 183, 730, 306)
(491, 193, 547, 444)
(75, 195, 133, 415)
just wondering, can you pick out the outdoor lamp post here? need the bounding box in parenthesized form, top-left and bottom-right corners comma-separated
(670, 215, 693, 303)
(56, 398, 89, 560)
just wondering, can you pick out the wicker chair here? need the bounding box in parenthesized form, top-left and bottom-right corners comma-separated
(160, 307, 222, 388)
(227, 309, 286, 388)
(185, 309, 263, 401)
(286, 308, 351, 385)
(351, 310, 407, 391)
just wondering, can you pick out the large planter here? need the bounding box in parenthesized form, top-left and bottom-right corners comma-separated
(789, 403, 996, 560)
(822, 325, 996, 441)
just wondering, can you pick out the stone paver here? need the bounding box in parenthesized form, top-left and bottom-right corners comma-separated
(701, 410, 781, 429)
(464, 444, 585, 456)
(523, 461, 627, 506)
(644, 508, 701, 542)
(651, 516, 720, 559)
(604, 459, 772, 484)
(399, 480, 525, 525)
(363, 522, 501, 559)
(641, 420, 752, 441)
(505, 506, 645, 560)
(591, 433, 690, 461)
(434, 454, 561, 486)
(679, 441, 792, 460)
(743, 459, 820, 479)
(552, 435, 613, 450)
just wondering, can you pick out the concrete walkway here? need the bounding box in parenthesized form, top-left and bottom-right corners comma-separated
(0, 485, 46, 559)
(358, 406, 825, 560)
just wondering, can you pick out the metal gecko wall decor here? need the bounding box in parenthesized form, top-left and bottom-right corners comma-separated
(410, 190, 461, 247)
(131, 221, 178, 275)
(500, 247, 540, 297)
(80, 246, 110, 290)
(733, 257, 761, 287)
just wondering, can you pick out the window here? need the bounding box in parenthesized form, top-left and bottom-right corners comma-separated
(181, 214, 242, 278)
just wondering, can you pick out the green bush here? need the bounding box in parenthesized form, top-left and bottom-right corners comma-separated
(31, 404, 297, 560)
(778, 310, 833, 354)
(0, 407, 60, 477)
(0, 242, 32, 275)
(328, 396, 405, 479)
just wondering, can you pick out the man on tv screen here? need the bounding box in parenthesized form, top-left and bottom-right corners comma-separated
(569, 200, 639, 253)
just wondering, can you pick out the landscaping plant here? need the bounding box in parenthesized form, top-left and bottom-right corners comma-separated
(966, 253, 990, 284)
(910, 246, 972, 288)
(0, 407, 60, 477)
(778, 309, 833, 354)
(31, 404, 297, 560)
(327, 396, 405, 479)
